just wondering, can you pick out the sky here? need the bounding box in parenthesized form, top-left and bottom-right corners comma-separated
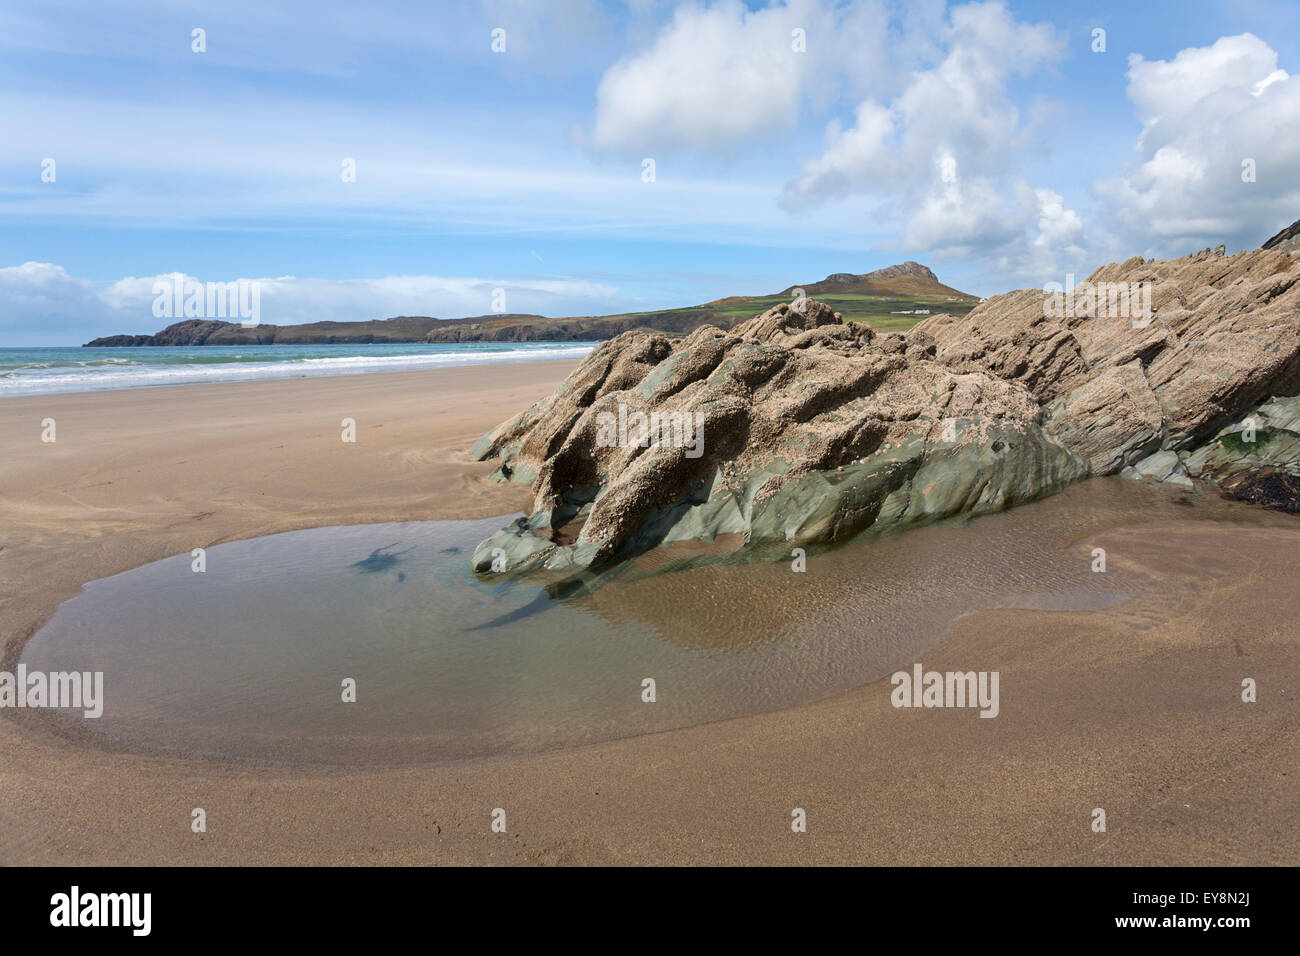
(2, 0, 1299, 345)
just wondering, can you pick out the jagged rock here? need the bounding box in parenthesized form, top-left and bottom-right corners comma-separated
(471, 245, 1300, 575)
(913, 246, 1300, 448)
(470, 300, 1084, 574)
(1262, 217, 1300, 254)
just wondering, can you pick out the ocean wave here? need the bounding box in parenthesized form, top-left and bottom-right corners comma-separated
(295, 347, 594, 369)
(0, 357, 143, 372)
(0, 344, 595, 397)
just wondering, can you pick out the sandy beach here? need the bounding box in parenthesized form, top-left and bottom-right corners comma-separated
(1, 362, 1296, 866)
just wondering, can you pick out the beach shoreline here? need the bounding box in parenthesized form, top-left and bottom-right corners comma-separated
(0, 342, 599, 398)
(1, 361, 1296, 865)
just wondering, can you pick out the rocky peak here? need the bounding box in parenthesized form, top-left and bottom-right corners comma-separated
(864, 261, 939, 283)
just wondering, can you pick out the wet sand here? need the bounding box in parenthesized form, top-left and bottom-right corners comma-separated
(0, 363, 1297, 865)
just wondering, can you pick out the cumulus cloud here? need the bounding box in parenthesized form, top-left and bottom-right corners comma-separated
(1095, 33, 1300, 256)
(0, 265, 620, 346)
(1032, 187, 1084, 258)
(0, 263, 106, 343)
(580, 3, 1299, 286)
(784, 2, 1059, 204)
(780, 1, 1076, 280)
(585, 0, 889, 155)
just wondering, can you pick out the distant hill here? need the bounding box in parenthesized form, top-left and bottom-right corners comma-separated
(84, 262, 980, 346)
(777, 260, 976, 300)
(84, 315, 541, 347)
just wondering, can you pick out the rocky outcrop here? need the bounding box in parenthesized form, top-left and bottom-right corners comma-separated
(470, 242, 1300, 575)
(918, 246, 1300, 446)
(470, 301, 1084, 574)
(1263, 219, 1300, 254)
(85, 320, 263, 347)
(85, 317, 447, 347)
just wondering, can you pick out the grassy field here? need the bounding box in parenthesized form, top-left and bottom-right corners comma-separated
(626, 292, 980, 335)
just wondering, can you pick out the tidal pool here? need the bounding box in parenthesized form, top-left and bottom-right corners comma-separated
(20, 478, 1273, 767)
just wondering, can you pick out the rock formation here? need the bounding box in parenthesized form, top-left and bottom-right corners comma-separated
(1263, 219, 1300, 254)
(470, 241, 1300, 575)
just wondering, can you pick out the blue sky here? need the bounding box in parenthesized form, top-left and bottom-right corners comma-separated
(2, 0, 1299, 344)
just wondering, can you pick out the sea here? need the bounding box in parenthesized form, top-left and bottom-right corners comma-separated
(0, 342, 597, 397)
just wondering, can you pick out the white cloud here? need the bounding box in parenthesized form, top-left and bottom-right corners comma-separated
(784, 2, 1059, 202)
(1252, 69, 1288, 98)
(0, 261, 92, 296)
(1095, 33, 1300, 256)
(1032, 187, 1083, 256)
(0, 262, 105, 343)
(0, 265, 621, 346)
(779, 1, 1076, 281)
(585, 0, 889, 155)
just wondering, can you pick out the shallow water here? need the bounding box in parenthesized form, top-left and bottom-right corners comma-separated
(0, 343, 595, 396)
(18, 478, 1291, 766)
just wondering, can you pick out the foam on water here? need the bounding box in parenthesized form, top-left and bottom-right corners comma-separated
(0, 343, 596, 396)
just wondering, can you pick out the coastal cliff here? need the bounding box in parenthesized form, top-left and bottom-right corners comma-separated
(83, 262, 979, 346)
